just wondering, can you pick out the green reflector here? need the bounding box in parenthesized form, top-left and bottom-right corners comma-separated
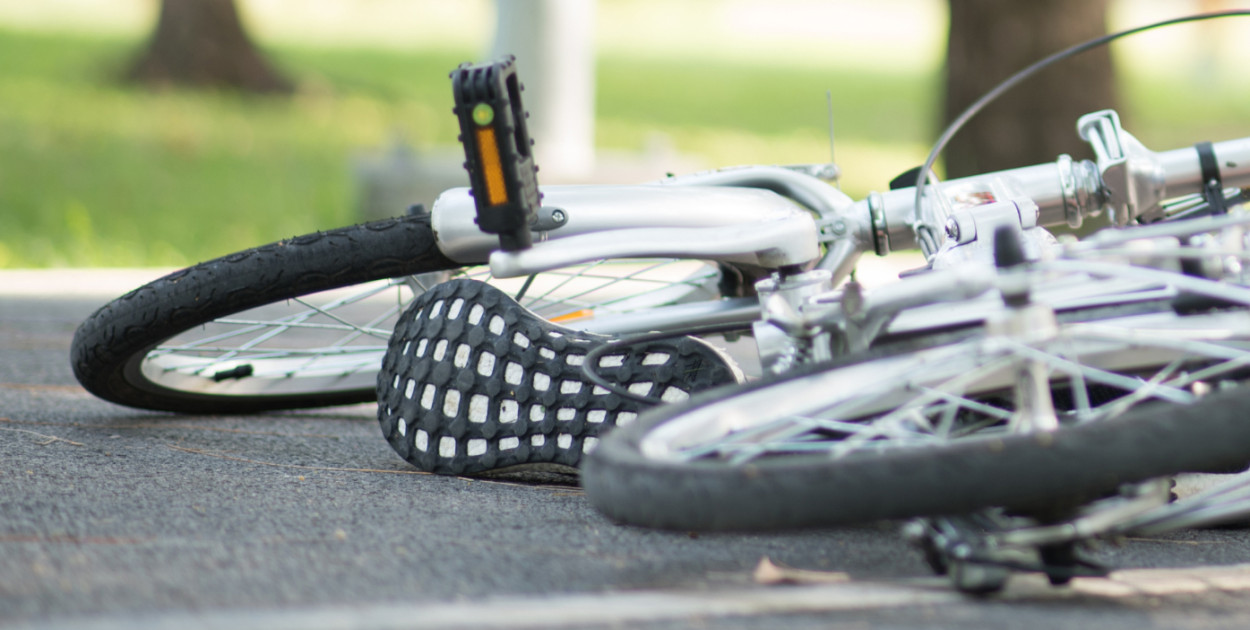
(472, 103, 495, 126)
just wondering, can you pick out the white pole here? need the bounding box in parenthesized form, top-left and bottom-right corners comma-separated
(490, 0, 597, 181)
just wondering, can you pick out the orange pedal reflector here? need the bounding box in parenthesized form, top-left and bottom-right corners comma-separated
(475, 126, 509, 206)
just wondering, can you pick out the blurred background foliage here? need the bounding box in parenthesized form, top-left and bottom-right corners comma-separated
(0, 0, 1247, 268)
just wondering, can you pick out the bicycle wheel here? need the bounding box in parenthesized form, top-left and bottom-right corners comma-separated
(72, 214, 741, 414)
(583, 308, 1250, 531)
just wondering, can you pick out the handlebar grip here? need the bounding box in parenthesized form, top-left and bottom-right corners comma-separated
(452, 56, 541, 252)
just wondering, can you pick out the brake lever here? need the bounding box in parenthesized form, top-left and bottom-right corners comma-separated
(1078, 109, 1167, 226)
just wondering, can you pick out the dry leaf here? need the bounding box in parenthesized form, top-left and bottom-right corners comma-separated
(752, 556, 850, 585)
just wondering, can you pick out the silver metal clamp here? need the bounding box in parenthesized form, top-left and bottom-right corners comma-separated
(1077, 109, 1167, 226)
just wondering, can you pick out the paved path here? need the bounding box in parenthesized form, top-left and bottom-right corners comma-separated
(3, 268, 1250, 629)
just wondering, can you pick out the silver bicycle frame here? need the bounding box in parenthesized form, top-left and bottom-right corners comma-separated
(427, 111, 1250, 341)
(433, 118, 1250, 277)
(430, 182, 828, 274)
(429, 182, 830, 335)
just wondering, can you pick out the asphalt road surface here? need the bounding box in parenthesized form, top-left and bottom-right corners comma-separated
(3, 269, 1250, 629)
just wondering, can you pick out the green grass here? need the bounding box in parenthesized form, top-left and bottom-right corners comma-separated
(0, 29, 938, 268)
(1, 28, 1246, 268)
(0, 32, 476, 267)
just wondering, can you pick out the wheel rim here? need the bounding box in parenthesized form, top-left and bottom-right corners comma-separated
(639, 310, 1250, 464)
(128, 259, 724, 399)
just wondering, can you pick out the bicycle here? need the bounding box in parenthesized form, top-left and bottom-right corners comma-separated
(375, 14, 1250, 481)
(577, 11, 1250, 594)
(72, 11, 1250, 501)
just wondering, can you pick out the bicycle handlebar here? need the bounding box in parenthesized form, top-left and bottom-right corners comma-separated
(1156, 138, 1250, 197)
(870, 134, 1250, 255)
(435, 117, 1250, 282)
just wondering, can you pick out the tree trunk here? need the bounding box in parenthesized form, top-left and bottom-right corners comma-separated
(125, 0, 292, 94)
(943, 0, 1116, 178)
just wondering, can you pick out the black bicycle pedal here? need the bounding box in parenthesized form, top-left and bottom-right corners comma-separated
(451, 56, 541, 252)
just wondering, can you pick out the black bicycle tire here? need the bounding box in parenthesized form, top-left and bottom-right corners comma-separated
(70, 215, 462, 414)
(582, 348, 1250, 532)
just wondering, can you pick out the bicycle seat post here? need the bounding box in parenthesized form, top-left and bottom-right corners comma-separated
(452, 56, 542, 252)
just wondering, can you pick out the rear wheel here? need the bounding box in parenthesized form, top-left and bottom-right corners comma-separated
(71, 214, 749, 414)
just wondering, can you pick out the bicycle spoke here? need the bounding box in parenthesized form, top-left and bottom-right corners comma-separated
(152, 283, 408, 377)
(288, 295, 397, 341)
(664, 319, 1250, 466)
(999, 338, 1195, 406)
(517, 260, 717, 317)
(518, 259, 611, 310)
(138, 260, 723, 395)
(154, 279, 403, 354)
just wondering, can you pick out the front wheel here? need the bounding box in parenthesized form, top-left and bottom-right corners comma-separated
(583, 309, 1250, 531)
